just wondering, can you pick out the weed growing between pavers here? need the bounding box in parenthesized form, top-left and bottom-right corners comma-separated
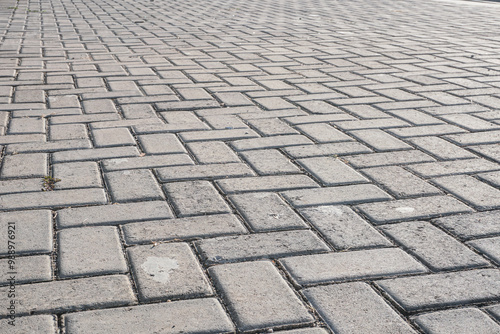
(42, 176, 61, 191)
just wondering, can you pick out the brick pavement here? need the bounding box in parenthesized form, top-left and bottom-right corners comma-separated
(1, 0, 500, 332)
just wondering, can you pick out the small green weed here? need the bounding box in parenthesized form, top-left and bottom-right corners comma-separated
(42, 176, 61, 191)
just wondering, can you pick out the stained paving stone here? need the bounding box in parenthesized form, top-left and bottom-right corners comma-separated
(127, 242, 213, 302)
(380, 221, 489, 271)
(468, 236, 500, 265)
(300, 205, 391, 250)
(122, 214, 247, 245)
(56, 201, 173, 228)
(281, 248, 427, 285)
(105, 169, 164, 202)
(230, 192, 307, 231)
(57, 226, 128, 278)
(357, 196, 474, 224)
(433, 211, 500, 240)
(0, 315, 57, 333)
(196, 230, 330, 264)
(0, 255, 52, 285)
(304, 283, 418, 334)
(209, 261, 314, 331)
(164, 180, 230, 216)
(377, 269, 500, 313)
(63, 298, 234, 334)
(0, 210, 53, 255)
(412, 308, 500, 334)
(0, 275, 136, 317)
(282, 184, 392, 207)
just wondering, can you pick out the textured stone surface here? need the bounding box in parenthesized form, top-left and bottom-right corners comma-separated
(412, 308, 500, 334)
(0, 315, 57, 333)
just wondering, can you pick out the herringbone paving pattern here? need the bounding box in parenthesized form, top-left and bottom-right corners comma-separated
(1, 0, 500, 332)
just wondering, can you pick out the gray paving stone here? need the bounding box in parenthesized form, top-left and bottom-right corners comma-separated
(247, 118, 299, 136)
(381, 221, 488, 270)
(276, 329, 330, 334)
(0, 153, 48, 178)
(434, 211, 500, 239)
(349, 129, 412, 151)
(407, 136, 477, 160)
(357, 196, 473, 224)
(361, 166, 442, 198)
(297, 157, 369, 186)
(164, 180, 230, 217)
(63, 298, 234, 334)
(179, 128, 259, 142)
(445, 130, 500, 146)
(344, 150, 436, 168)
(487, 304, 500, 322)
(282, 184, 391, 207)
(82, 99, 117, 113)
(282, 248, 427, 285)
(102, 154, 193, 171)
(304, 283, 417, 334)
(58, 226, 127, 278)
(408, 159, 500, 178)
(334, 118, 409, 131)
(52, 146, 140, 163)
(230, 192, 308, 232)
(299, 205, 391, 250)
(6, 139, 92, 154)
(122, 213, 247, 245)
(209, 261, 314, 331)
(432, 175, 500, 210)
(388, 124, 467, 138)
(413, 308, 500, 334)
(52, 161, 102, 189)
(240, 149, 301, 175)
(468, 236, 500, 265)
(91, 127, 136, 147)
(156, 162, 255, 181)
(0, 275, 135, 317)
(377, 269, 500, 313)
(196, 230, 330, 264)
(296, 123, 352, 143)
(0, 178, 43, 194)
(284, 142, 372, 158)
(8, 117, 46, 134)
(0, 255, 52, 285)
(231, 134, 313, 151)
(0, 315, 57, 334)
(187, 141, 240, 163)
(0, 188, 107, 210)
(105, 169, 164, 202)
(217, 174, 319, 193)
(470, 144, 500, 163)
(49, 123, 88, 141)
(128, 242, 212, 302)
(137, 133, 186, 154)
(284, 114, 355, 125)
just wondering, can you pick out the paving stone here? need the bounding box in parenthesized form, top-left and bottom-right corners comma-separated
(282, 248, 426, 285)
(209, 261, 314, 331)
(203, 114, 250, 129)
(344, 150, 436, 168)
(381, 221, 488, 271)
(164, 180, 230, 217)
(361, 166, 442, 198)
(299, 205, 391, 250)
(0, 315, 57, 333)
(412, 308, 500, 334)
(0, 255, 52, 285)
(343, 104, 390, 119)
(478, 170, 500, 187)
(298, 156, 369, 186)
(52, 161, 102, 189)
(377, 269, 500, 313)
(231, 134, 313, 151)
(487, 304, 500, 322)
(63, 298, 234, 334)
(349, 129, 412, 151)
(0, 188, 107, 210)
(179, 128, 259, 142)
(156, 162, 254, 181)
(56, 201, 173, 228)
(58, 226, 127, 278)
(441, 113, 500, 131)
(0, 178, 43, 194)
(433, 211, 500, 240)
(102, 154, 193, 171)
(52, 146, 140, 163)
(217, 174, 319, 193)
(230, 192, 308, 232)
(50, 113, 120, 125)
(468, 236, 500, 265)
(105, 169, 164, 202)
(284, 114, 356, 125)
(407, 136, 477, 160)
(432, 175, 500, 210)
(122, 213, 247, 245)
(304, 283, 417, 334)
(334, 118, 409, 130)
(6, 139, 92, 154)
(276, 329, 330, 334)
(407, 159, 500, 178)
(247, 118, 299, 136)
(91, 127, 136, 147)
(0, 275, 135, 317)
(196, 230, 330, 264)
(240, 149, 301, 175)
(357, 194, 474, 224)
(445, 130, 500, 146)
(187, 141, 240, 163)
(82, 99, 117, 113)
(1, 153, 48, 178)
(137, 133, 186, 154)
(296, 123, 353, 143)
(470, 144, 500, 163)
(282, 184, 391, 207)
(387, 109, 445, 125)
(49, 123, 88, 140)
(284, 142, 372, 158)
(128, 242, 212, 302)
(8, 117, 46, 134)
